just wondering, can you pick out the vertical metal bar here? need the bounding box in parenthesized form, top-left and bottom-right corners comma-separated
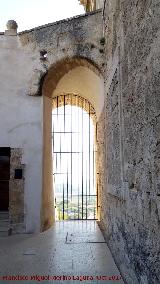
(67, 159, 69, 218)
(89, 103, 91, 199)
(82, 99, 84, 220)
(63, 181, 65, 220)
(64, 96, 69, 218)
(60, 107, 63, 219)
(96, 122, 98, 142)
(52, 111, 54, 154)
(85, 148, 87, 220)
(77, 96, 80, 220)
(85, 100, 88, 219)
(52, 104, 55, 218)
(97, 181, 99, 218)
(64, 95, 65, 132)
(57, 96, 59, 220)
(55, 152, 57, 173)
(52, 107, 55, 210)
(94, 201, 96, 219)
(57, 96, 58, 116)
(62, 96, 65, 220)
(71, 95, 73, 201)
(59, 207, 60, 220)
(69, 95, 72, 218)
(93, 116, 96, 220)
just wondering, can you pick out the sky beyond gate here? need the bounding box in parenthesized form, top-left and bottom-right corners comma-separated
(0, 0, 84, 32)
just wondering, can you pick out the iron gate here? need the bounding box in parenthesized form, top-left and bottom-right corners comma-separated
(52, 94, 97, 220)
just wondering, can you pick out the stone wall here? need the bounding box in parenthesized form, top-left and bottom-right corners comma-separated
(96, 107, 105, 220)
(99, 0, 160, 283)
(0, 10, 103, 233)
(9, 148, 25, 234)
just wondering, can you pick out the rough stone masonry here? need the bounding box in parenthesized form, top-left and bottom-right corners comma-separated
(99, 1, 160, 284)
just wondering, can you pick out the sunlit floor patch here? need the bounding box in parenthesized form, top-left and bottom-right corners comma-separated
(0, 221, 124, 284)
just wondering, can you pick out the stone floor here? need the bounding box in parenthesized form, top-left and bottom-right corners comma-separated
(0, 221, 124, 284)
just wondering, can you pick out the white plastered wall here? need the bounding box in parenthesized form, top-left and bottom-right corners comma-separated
(0, 35, 43, 233)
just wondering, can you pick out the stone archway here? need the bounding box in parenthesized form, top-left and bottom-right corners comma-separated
(41, 57, 104, 231)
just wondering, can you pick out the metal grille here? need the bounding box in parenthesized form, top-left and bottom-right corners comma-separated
(52, 94, 97, 220)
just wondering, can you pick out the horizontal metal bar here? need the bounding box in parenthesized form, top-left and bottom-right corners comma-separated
(58, 219, 98, 221)
(53, 151, 97, 154)
(66, 241, 106, 244)
(52, 113, 91, 116)
(55, 194, 97, 197)
(52, 132, 80, 134)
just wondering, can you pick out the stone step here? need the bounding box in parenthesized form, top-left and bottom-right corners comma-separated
(0, 219, 9, 223)
(0, 212, 10, 237)
(0, 219, 9, 224)
(0, 226, 9, 231)
(0, 213, 9, 217)
(0, 212, 9, 220)
(0, 223, 9, 228)
(0, 230, 9, 237)
(0, 222, 9, 237)
(0, 225, 8, 229)
(0, 222, 9, 229)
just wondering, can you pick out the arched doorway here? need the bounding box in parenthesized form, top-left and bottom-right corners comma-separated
(52, 94, 97, 220)
(41, 57, 104, 231)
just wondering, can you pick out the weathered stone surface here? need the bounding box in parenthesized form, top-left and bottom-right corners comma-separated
(5, 20, 18, 35)
(99, 0, 160, 283)
(9, 148, 25, 234)
(27, 69, 45, 96)
(18, 11, 104, 97)
(6, 20, 18, 30)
